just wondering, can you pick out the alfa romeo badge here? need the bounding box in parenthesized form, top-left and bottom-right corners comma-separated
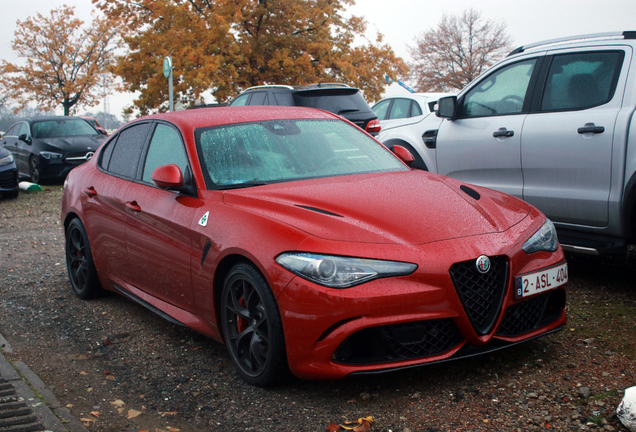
(475, 255, 491, 274)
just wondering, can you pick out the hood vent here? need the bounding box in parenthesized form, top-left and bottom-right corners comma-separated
(460, 185, 480, 200)
(295, 205, 343, 218)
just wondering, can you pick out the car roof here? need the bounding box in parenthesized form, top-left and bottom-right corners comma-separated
(508, 30, 636, 57)
(135, 106, 342, 131)
(19, 116, 87, 123)
(375, 93, 454, 103)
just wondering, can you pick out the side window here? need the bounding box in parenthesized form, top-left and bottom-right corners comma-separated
(411, 101, 423, 116)
(142, 123, 189, 183)
(231, 93, 250, 106)
(248, 92, 268, 105)
(389, 98, 411, 119)
(106, 123, 151, 178)
(540, 51, 624, 111)
(6, 124, 19, 136)
(372, 100, 391, 120)
(100, 137, 117, 170)
(18, 123, 30, 138)
(273, 92, 294, 106)
(459, 59, 537, 118)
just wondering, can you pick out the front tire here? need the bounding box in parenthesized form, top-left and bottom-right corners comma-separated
(29, 156, 41, 184)
(221, 262, 288, 387)
(65, 218, 101, 299)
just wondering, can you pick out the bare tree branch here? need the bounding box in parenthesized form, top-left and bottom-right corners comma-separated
(408, 8, 512, 92)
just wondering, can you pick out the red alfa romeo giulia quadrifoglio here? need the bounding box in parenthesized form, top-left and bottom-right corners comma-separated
(61, 106, 567, 387)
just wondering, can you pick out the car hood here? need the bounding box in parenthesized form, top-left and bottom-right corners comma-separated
(222, 171, 531, 245)
(37, 135, 106, 151)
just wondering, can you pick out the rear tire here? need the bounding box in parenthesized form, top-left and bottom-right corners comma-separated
(65, 218, 102, 299)
(221, 262, 289, 387)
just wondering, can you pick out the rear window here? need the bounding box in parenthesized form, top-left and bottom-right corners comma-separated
(293, 89, 371, 115)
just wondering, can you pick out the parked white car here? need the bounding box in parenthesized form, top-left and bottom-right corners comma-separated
(372, 93, 453, 170)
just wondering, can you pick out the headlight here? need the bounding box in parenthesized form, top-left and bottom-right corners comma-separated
(275, 252, 417, 288)
(40, 151, 63, 159)
(522, 219, 558, 254)
(0, 154, 14, 166)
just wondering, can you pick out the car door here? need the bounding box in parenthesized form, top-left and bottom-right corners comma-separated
(521, 48, 629, 227)
(1, 124, 21, 171)
(435, 58, 541, 198)
(123, 122, 197, 312)
(81, 124, 151, 280)
(4, 123, 31, 175)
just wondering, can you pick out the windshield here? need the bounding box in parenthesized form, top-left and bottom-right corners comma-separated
(196, 119, 407, 188)
(32, 119, 99, 138)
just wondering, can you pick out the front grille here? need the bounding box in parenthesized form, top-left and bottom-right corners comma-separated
(333, 318, 463, 365)
(0, 169, 18, 189)
(449, 256, 508, 336)
(496, 290, 565, 337)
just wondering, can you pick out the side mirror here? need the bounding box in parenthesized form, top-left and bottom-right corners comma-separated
(151, 164, 184, 189)
(97, 128, 108, 135)
(392, 145, 415, 165)
(436, 96, 458, 119)
(18, 133, 32, 144)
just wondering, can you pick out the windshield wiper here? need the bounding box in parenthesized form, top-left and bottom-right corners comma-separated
(338, 109, 360, 114)
(217, 180, 271, 190)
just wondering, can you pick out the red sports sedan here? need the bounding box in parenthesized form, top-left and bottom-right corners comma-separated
(61, 106, 568, 387)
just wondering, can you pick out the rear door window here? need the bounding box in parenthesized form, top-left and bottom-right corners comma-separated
(248, 92, 268, 105)
(273, 92, 294, 106)
(372, 100, 391, 120)
(103, 123, 151, 178)
(389, 98, 412, 119)
(539, 51, 624, 111)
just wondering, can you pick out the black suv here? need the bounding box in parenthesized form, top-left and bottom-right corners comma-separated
(229, 84, 381, 136)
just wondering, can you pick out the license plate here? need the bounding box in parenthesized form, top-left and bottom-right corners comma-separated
(514, 262, 568, 299)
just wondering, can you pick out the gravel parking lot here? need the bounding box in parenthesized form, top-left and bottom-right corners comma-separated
(1, 186, 635, 432)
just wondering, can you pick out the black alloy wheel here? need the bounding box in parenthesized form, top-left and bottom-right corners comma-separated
(29, 156, 40, 184)
(221, 263, 288, 387)
(65, 218, 101, 299)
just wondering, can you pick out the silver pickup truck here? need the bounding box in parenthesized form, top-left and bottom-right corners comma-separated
(379, 31, 636, 255)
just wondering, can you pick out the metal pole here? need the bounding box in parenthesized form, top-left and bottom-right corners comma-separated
(169, 57, 174, 112)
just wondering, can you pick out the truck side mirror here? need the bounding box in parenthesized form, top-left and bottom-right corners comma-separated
(436, 96, 458, 119)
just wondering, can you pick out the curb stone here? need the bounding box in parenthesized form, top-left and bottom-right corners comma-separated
(0, 332, 88, 432)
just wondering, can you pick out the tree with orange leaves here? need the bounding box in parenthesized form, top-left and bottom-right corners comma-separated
(93, 0, 408, 114)
(0, 6, 121, 116)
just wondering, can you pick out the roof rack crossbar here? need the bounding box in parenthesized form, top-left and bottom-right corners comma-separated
(507, 31, 636, 57)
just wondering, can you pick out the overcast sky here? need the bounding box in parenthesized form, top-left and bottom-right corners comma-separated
(2, 0, 636, 118)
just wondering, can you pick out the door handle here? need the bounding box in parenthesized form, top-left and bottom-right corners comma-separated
(577, 123, 605, 134)
(125, 201, 141, 212)
(493, 128, 514, 138)
(83, 187, 97, 198)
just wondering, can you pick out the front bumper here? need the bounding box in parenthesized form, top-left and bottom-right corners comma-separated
(0, 164, 19, 194)
(276, 213, 567, 380)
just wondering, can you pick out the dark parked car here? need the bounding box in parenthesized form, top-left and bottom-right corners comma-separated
(2, 116, 107, 183)
(62, 105, 567, 387)
(229, 84, 381, 136)
(0, 145, 19, 199)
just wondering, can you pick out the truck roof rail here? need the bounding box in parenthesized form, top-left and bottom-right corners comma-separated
(507, 30, 636, 57)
